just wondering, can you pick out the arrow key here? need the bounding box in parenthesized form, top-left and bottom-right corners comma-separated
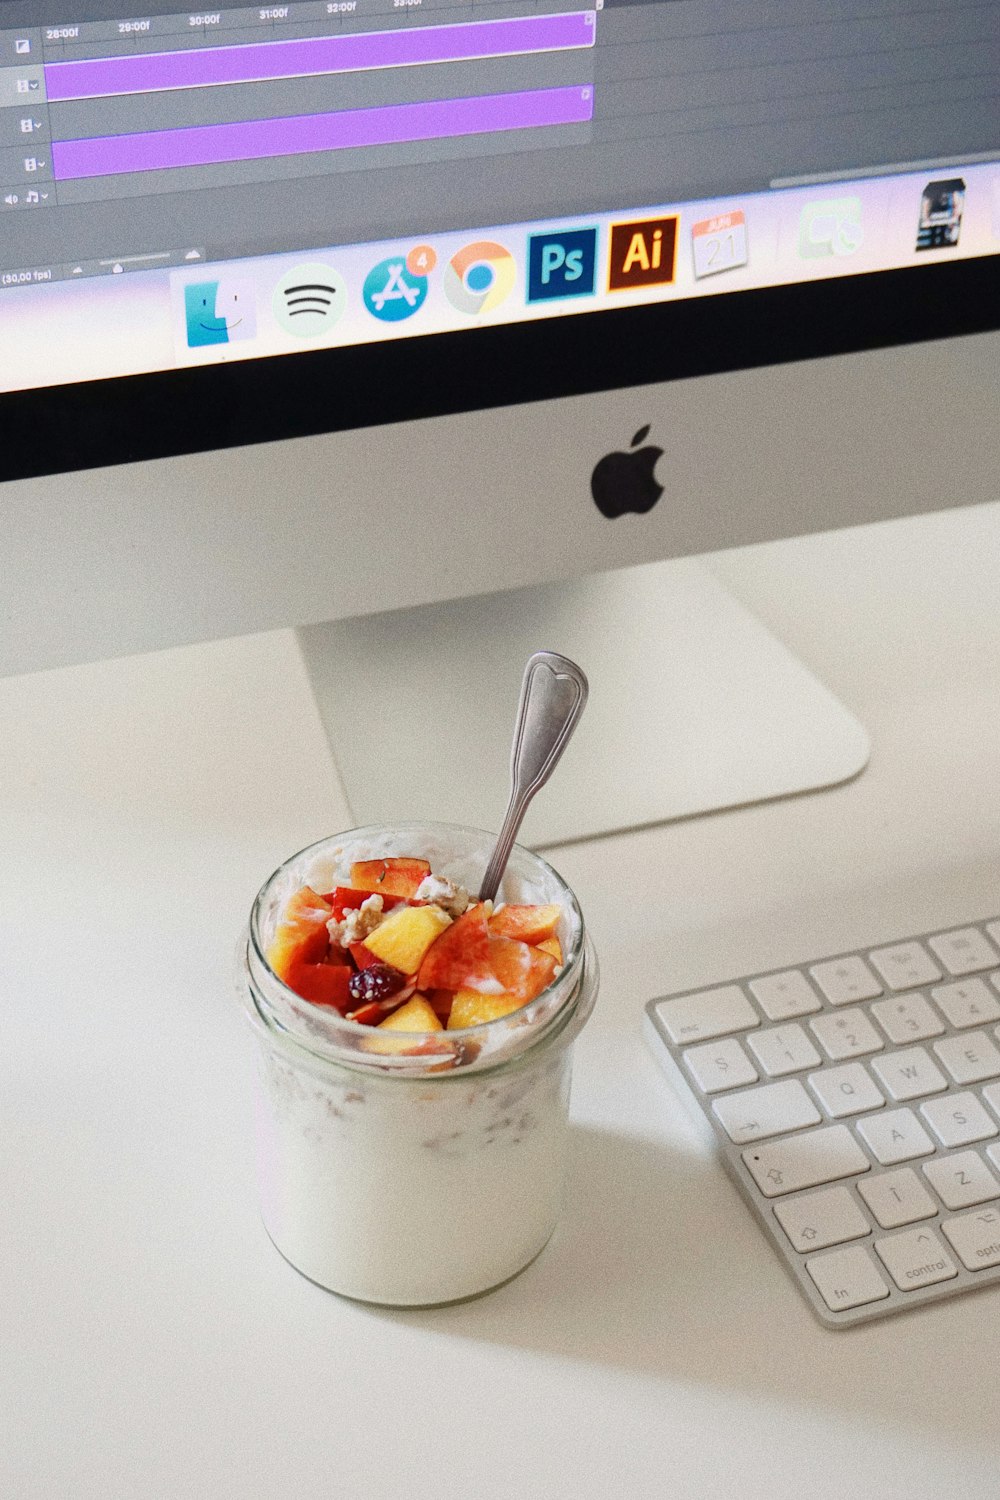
(874, 1225, 958, 1290)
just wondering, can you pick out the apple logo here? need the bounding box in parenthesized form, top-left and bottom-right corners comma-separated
(590, 426, 664, 518)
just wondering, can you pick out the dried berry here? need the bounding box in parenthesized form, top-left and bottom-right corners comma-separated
(347, 962, 407, 1006)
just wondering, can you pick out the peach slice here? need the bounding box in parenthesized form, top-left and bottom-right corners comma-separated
(350, 857, 431, 899)
(447, 989, 525, 1029)
(488, 904, 561, 945)
(536, 935, 562, 963)
(377, 995, 443, 1032)
(265, 885, 332, 980)
(488, 936, 557, 1002)
(284, 960, 352, 1010)
(417, 905, 500, 994)
(361, 904, 451, 975)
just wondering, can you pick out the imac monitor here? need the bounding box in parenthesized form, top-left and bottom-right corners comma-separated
(2, 0, 998, 841)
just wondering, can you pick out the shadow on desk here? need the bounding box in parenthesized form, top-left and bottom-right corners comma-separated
(375, 1121, 1000, 1450)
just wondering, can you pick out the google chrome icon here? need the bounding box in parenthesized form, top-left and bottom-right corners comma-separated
(443, 241, 516, 316)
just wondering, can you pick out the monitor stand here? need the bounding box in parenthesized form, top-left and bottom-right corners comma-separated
(296, 556, 870, 848)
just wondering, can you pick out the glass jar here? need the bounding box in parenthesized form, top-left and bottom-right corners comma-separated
(236, 822, 599, 1305)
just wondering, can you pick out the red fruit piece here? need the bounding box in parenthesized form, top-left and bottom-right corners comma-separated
(283, 960, 352, 1011)
(349, 941, 383, 971)
(425, 988, 456, 1025)
(489, 936, 557, 1002)
(417, 905, 498, 994)
(265, 885, 332, 980)
(346, 1000, 383, 1026)
(327, 886, 406, 920)
(488, 904, 561, 945)
(350, 857, 431, 899)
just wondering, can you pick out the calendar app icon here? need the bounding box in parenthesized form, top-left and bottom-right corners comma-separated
(691, 210, 748, 279)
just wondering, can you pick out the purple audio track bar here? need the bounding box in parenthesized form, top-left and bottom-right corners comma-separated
(44, 12, 596, 100)
(51, 84, 594, 179)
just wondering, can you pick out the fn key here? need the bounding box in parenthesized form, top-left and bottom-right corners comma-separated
(807, 1247, 890, 1311)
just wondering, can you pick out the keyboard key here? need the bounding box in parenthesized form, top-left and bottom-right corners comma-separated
(713, 1079, 820, 1144)
(856, 1107, 935, 1165)
(859, 1168, 937, 1228)
(941, 1206, 1000, 1270)
(743, 1125, 870, 1197)
(920, 1092, 999, 1148)
(870, 1046, 948, 1102)
(774, 1186, 870, 1253)
(982, 1083, 1000, 1123)
(928, 927, 999, 976)
(747, 1024, 821, 1077)
(923, 1150, 999, 1210)
(808, 1063, 884, 1119)
(930, 978, 1000, 1029)
(806, 1246, 889, 1311)
(682, 1038, 758, 1094)
(868, 941, 941, 991)
(875, 1227, 958, 1290)
(932, 1031, 1000, 1086)
(810, 1008, 884, 1061)
(748, 970, 822, 1021)
(809, 956, 882, 1006)
(654, 985, 758, 1045)
(870, 992, 945, 1045)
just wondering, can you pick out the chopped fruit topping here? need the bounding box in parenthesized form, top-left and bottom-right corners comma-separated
(348, 940, 384, 971)
(268, 858, 568, 1030)
(488, 904, 562, 945)
(346, 1000, 385, 1026)
(350, 857, 431, 899)
(425, 988, 456, 1024)
(488, 936, 557, 1002)
(347, 962, 408, 1007)
(283, 959, 352, 1010)
(266, 886, 333, 980)
(362, 904, 452, 975)
(377, 995, 443, 1033)
(417, 905, 501, 995)
(327, 886, 404, 920)
(447, 990, 525, 1029)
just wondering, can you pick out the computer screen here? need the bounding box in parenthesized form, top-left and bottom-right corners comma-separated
(2, 0, 996, 408)
(1, 0, 998, 839)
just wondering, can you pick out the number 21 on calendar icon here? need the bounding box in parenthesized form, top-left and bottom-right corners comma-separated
(691, 210, 748, 279)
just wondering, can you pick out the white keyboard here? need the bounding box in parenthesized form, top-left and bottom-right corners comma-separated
(644, 919, 1000, 1327)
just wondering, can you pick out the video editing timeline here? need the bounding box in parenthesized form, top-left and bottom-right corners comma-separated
(0, 3, 595, 211)
(1, 2, 997, 295)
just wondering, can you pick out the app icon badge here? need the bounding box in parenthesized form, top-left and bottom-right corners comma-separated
(184, 278, 256, 347)
(363, 255, 428, 322)
(691, 210, 748, 279)
(406, 244, 437, 278)
(526, 228, 597, 302)
(798, 197, 863, 259)
(443, 240, 516, 315)
(273, 262, 347, 338)
(916, 178, 965, 251)
(608, 216, 677, 291)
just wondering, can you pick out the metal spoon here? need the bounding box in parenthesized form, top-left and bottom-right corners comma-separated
(478, 651, 589, 904)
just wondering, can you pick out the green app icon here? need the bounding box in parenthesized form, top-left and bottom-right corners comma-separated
(798, 197, 863, 259)
(273, 262, 347, 338)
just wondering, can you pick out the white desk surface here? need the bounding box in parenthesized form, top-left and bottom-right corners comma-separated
(4, 504, 1000, 1499)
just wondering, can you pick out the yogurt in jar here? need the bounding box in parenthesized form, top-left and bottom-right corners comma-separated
(238, 822, 598, 1305)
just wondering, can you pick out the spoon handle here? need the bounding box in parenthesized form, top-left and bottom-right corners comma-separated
(478, 651, 589, 904)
